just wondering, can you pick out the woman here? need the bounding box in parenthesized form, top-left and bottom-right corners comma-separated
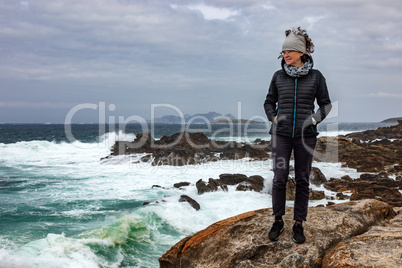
(264, 27, 331, 243)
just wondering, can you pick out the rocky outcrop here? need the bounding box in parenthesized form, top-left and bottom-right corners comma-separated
(104, 121, 402, 172)
(196, 174, 264, 194)
(159, 200, 396, 268)
(323, 173, 402, 207)
(314, 136, 402, 174)
(105, 131, 270, 166)
(343, 120, 402, 141)
(312, 121, 402, 174)
(322, 207, 402, 267)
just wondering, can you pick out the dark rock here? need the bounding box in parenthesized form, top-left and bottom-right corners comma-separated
(140, 155, 152, 162)
(324, 174, 402, 207)
(336, 192, 349, 200)
(106, 131, 270, 166)
(310, 167, 327, 186)
(179, 195, 201, 211)
(324, 177, 351, 192)
(240, 144, 270, 160)
(219, 174, 248, 185)
(314, 133, 402, 174)
(309, 190, 325, 200)
(196, 179, 210, 195)
(360, 173, 379, 180)
(196, 178, 228, 195)
(348, 178, 402, 207)
(340, 175, 353, 181)
(236, 175, 264, 192)
(173, 182, 191, 188)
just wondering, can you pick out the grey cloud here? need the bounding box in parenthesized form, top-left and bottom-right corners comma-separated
(0, 0, 401, 123)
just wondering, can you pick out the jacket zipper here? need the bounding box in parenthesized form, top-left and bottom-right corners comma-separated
(275, 109, 279, 130)
(292, 78, 298, 138)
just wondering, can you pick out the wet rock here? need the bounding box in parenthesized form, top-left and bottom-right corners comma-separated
(173, 182, 191, 188)
(179, 195, 201, 211)
(106, 131, 270, 166)
(235, 175, 265, 192)
(219, 173, 248, 185)
(196, 178, 228, 195)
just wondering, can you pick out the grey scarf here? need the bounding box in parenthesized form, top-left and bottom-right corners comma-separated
(283, 60, 313, 78)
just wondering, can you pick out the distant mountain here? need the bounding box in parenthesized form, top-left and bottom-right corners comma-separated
(212, 119, 264, 124)
(150, 112, 236, 124)
(381, 117, 402, 123)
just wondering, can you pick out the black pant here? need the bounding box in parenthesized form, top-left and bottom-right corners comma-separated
(271, 134, 317, 222)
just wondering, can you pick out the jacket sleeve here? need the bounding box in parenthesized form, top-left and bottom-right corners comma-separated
(264, 73, 278, 122)
(313, 72, 332, 123)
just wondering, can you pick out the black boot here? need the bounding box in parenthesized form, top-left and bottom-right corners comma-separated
(292, 221, 305, 244)
(269, 218, 284, 241)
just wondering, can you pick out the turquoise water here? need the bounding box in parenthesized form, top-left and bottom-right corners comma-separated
(0, 123, 388, 267)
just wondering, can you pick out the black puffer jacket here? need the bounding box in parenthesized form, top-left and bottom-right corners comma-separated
(264, 57, 332, 138)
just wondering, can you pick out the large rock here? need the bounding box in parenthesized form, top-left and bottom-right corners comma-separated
(219, 173, 248, 185)
(322, 207, 402, 267)
(159, 199, 396, 268)
(106, 131, 270, 166)
(236, 175, 265, 192)
(196, 174, 265, 194)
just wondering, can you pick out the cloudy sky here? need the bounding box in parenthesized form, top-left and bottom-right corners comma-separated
(0, 0, 401, 123)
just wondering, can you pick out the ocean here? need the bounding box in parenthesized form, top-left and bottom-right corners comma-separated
(0, 122, 392, 268)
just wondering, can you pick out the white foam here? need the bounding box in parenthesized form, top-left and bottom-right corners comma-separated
(13, 233, 122, 268)
(0, 249, 35, 268)
(312, 162, 362, 179)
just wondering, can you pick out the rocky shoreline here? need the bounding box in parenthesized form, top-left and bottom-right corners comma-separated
(159, 200, 401, 267)
(104, 120, 402, 209)
(102, 120, 401, 175)
(103, 120, 402, 267)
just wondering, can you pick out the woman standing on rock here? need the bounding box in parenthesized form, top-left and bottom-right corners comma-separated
(264, 27, 332, 243)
